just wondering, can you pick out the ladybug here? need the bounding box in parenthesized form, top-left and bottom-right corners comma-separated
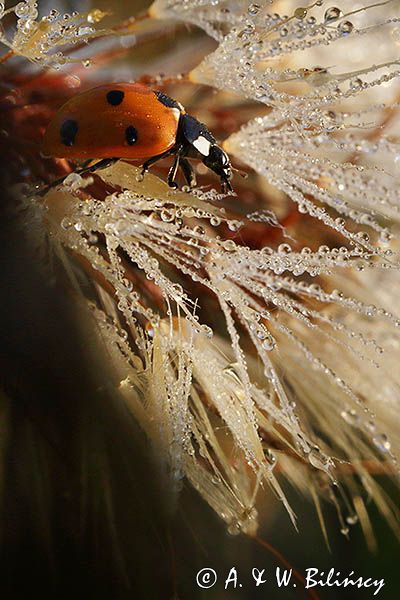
(43, 83, 233, 192)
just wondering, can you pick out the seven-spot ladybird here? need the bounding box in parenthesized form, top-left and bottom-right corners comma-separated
(43, 83, 233, 192)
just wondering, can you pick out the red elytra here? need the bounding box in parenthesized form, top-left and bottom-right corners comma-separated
(43, 83, 180, 160)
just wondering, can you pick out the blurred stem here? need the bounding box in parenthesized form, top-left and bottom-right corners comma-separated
(66, 16, 184, 63)
(0, 50, 14, 64)
(112, 10, 151, 31)
(250, 535, 321, 600)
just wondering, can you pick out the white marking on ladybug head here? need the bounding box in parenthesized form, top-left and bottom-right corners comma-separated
(192, 135, 211, 156)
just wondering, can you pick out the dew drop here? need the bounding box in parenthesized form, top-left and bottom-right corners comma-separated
(210, 216, 221, 227)
(77, 26, 94, 37)
(61, 217, 73, 230)
(278, 243, 292, 253)
(63, 172, 85, 190)
(341, 409, 359, 426)
(161, 209, 174, 222)
(87, 9, 106, 24)
(346, 514, 359, 525)
(351, 77, 363, 90)
(379, 230, 392, 243)
(88, 233, 98, 245)
(248, 3, 261, 16)
(372, 433, 391, 453)
(256, 327, 267, 340)
(227, 220, 241, 232)
(227, 521, 241, 536)
(15, 2, 30, 18)
(338, 20, 354, 36)
(309, 447, 332, 471)
(294, 7, 307, 19)
(356, 231, 369, 243)
(365, 420, 376, 433)
(201, 324, 213, 338)
(264, 448, 277, 468)
(324, 7, 343, 23)
(262, 338, 275, 351)
(223, 239, 236, 251)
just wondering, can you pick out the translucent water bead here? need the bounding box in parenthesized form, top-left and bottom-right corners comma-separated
(324, 7, 343, 23)
(372, 433, 391, 453)
(15, 1, 37, 18)
(338, 21, 354, 36)
(248, 4, 261, 17)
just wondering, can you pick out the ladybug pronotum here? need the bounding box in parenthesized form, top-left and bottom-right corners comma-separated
(43, 83, 233, 192)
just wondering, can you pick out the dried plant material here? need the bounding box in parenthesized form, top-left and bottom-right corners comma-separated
(37, 156, 399, 537)
(0, 1, 110, 66)
(2, 0, 400, 543)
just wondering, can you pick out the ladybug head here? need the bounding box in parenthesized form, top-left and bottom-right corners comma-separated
(202, 144, 233, 192)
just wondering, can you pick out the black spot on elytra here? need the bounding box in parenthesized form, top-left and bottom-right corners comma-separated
(60, 119, 78, 146)
(106, 90, 125, 106)
(154, 90, 182, 111)
(125, 126, 138, 145)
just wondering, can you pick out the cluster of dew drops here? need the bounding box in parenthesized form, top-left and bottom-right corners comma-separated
(245, 1, 355, 37)
(56, 170, 400, 477)
(0, 0, 106, 67)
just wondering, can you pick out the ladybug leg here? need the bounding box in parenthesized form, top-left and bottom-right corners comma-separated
(37, 158, 118, 196)
(221, 177, 233, 194)
(179, 158, 197, 188)
(167, 147, 184, 189)
(79, 158, 95, 170)
(141, 146, 178, 177)
(77, 157, 118, 176)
